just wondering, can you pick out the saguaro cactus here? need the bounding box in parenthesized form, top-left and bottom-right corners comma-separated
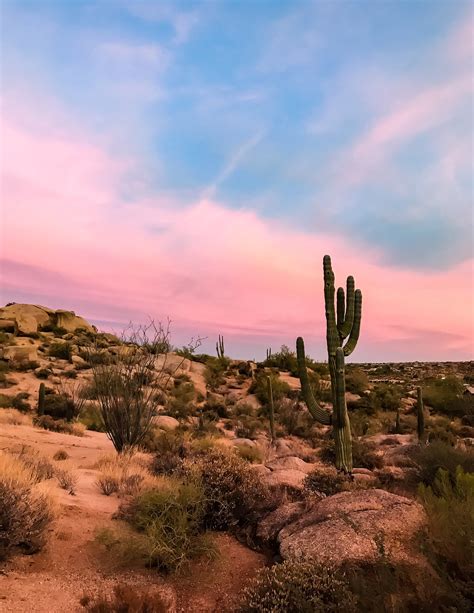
(267, 376, 276, 443)
(266, 347, 272, 360)
(297, 255, 362, 473)
(417, 386, 425, 443)
(216, 335, 225, 361)
(38, 383, 46, 416)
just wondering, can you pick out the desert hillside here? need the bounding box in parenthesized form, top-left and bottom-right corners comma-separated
(0, 304, 473, 612)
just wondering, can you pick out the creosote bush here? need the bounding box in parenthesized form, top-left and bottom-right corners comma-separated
(182, 448, 274, 530)
(412, 440, 474, 488)
(0, 451, 54, 560)
(304, 467, 349, 496)
(239, 559, 356, 612)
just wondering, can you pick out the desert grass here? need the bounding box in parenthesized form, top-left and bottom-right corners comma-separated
(0, 409, 33, 426)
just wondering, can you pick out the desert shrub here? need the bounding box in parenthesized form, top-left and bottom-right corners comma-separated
(40, 324, 67, 336)
(53, 449, 69, 461)
(320, 439, 383, 470)
(15, 360, 40, 372)
(235, 443, 263, 464)
(12, 392, 31, 412)
(345, 367, 369, 395)
(150, 430, 189, 475)
(56, 468, 77, 494)
(204, 358, 227, 390)
(182, 448, 273, 530)
(0, 408, 32, 426)
(42, 393, 77, 421)
(419, 467, 474, 582)
(80, 582, 171, 612)
(371, 384, 402, 411)
(63, 369, 78, 379)
(0, 393, 13, 408)
(34, 415, 85, 436)
(278, 399, 314, 438)
(78, 350, 112, 365)
(234, 415, 261, 440)
(412, 441, 474, 487)
(15, 447, 56, 482)
(426, 416, 457, 446)
(304, 467, 348, 496)
(0, 332, 11, 344)
(423, 376, 465, 414)
(95, 453, 157, 497)
(239, 559, 356, 612)
(48, 342, 73, 361)
(0, 451, 54, 560)
(250, 371, 290, 405)
(35, 368, 51, 379)
(120, 480, 214, 572)
(97, 474, 119, 496)
(79, 403, 105, 432)
(166, 380, 195, 418)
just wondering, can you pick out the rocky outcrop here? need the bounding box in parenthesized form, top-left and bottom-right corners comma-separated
(0, 304, 94, 335)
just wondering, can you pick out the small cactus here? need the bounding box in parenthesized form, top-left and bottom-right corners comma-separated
(216, 335, 225, 361)
(267, 376, 276, 443)
(417, 386, 425, 443)
(38, 383, 46, 416)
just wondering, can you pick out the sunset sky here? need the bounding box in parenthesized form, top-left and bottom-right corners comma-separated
(1, 0, 473, 361)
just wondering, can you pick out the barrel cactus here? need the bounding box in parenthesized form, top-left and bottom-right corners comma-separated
(297, 255, 362, 473)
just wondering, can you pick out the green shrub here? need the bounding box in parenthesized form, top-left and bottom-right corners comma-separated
(345, 367, 369, 395)
(42, 393, 77, 421)
(15, 360, 40, 372)
(412, 441, 474, 487)
(40, 324, 67, 336)
(371, 384, 402, 411)
(12, 392, 31, 412)
(150, 430, 189, 474)
(48, 342, 73, 361)
(419, 467, 474, 580)
(278, 399, 314, 438)
(167, 380, 195, 418)
(34, 415, 85, 436)
(249, 371, 290, 405)
(182, 449, 273, 530)
(34, 368, 51, 379)
(235, 444, 263, 464)
(120, 480, 214, 572)
(239, 559, 356, 612)
(321, 439, 383, 470)
(204, 358, 227, 390)
(423, 376, 465, 415)
(79, 403, 105, 432)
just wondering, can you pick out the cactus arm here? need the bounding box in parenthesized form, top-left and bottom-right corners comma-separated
(337, 287, 345, 330)
(296, 337, 331, 425)
(323, 255, 339, 358)
(333, 347, 352, 473)
(338, 276, 355, 340)
(343, 289, 362, 356)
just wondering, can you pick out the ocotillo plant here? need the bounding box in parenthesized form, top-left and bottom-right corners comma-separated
(216, 335, 225, 361)
(417, 386, 425, 443)
(297, 255, 362, 473)
(38, 382, 46, 416)
(267, 376, 276, 443)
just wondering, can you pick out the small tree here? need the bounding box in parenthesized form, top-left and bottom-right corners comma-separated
(84, 321, 200, 453)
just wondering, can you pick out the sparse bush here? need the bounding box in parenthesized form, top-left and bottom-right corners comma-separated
(235, 415, 261, 440)
(239, 559, 356, 612)
(34, 415, 85, 436)
(35, 368, 51, 379)
(56, 468, 77, 494)
(15, 360, 40, 372)
(412, 441, 474, 487)
(423, 376, 466, 416)
(120, 480, 214, 572)
(97, 474, 119, 496)
(48, 342, 73, 361)
(304, 467, 348, 496)
(15, 447, 56, 482)
(250, 371, 290, 405)
(79, 403, 105, 432)
(419, 467, 474, 582)
(182, 448, 273, 530)
(53, 449, 69, 461)
(80, 582, 171, 612)
(95, 453, 157, 497)
(371, 384, 402, 412)
(0, 408, 32, 426)
(40, 324, 67, 336)
(63, 369, 78, 379)
(204, 358, 227, 390)
(345, 367, 369, 395)
(0, 451, 54, 560)
(42, 393, 77, 421)
(278, 398, 314, 438)
(150, 430, 189, 475)
(12, 392, 31, 412)
(321, 439, 383, 470)
(167, 380, 195, 418)
(235, 443, 263, 464)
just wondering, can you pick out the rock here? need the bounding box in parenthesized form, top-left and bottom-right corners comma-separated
(0, 304, 95, 335)
(235, 394, 261, 412)
(231, 438, 256, 447)
(71, 354, 88, 367)
(207, 392, 225, 405)
(278, 489, 426, 567)
(155, 353, 191, 376)
(54, 310, 95, 333)
(0, 319, 15, 330)
(257, 501, 307, 544)
(264, 469, 307, 491)
(1, 345, 38, 362)
(278, 372, 301, 390)
(352, 467, 375, 476)
(266, 456, 315, 474)
(153, 415, 180, 431)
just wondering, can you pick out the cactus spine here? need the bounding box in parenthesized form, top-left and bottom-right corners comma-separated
(267, 376, 276, 443)
(38, 383, 45, 416)
(216, 335, 225, 361)
(297, 255, 362, 473)
(417, 386, 425, 442)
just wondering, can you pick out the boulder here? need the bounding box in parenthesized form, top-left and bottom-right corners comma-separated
(155, 353, 191, 376)
(266, 456, 315, 474)
(257, 501, 307, 544)
(264, 468, 307, 491)
(0, 319, 15, 331)
(71, 354, 88, 368)
(153, 415, 180, 431)
(277, 489, 426, 567)
(54, 310, 95, 332)
(0, 304, 95, 335)
(231, 437, 256, 447)
(1, 344, 38, 362)
(235, 394, 261, 412)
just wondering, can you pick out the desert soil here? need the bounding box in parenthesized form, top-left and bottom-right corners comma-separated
(0, 424, 266, 613)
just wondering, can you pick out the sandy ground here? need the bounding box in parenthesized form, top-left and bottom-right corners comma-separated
(0, 424, 266, 612)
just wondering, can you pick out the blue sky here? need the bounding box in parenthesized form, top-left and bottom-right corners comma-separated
(1, 0, 473, 360)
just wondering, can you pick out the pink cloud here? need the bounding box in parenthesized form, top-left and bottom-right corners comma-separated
(1, 111, 473, 360)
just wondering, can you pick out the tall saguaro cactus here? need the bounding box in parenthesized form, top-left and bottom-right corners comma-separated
(297, 255, 362, 473)
(38, 383, 46, 416)
(216, 335, 225, 361)
(417, 386, 425, 443)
